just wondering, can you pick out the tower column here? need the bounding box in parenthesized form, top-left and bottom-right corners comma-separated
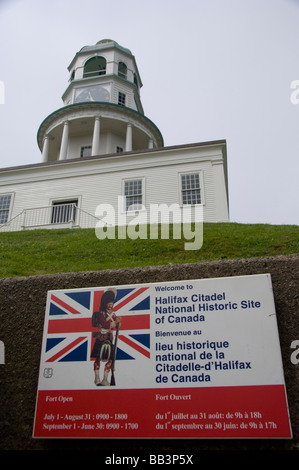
(42, 135, 49, 162)
(148, 138, 154, 149)
(125, 123, 132, 152)
(92, 116, 101, 156)
(59, 121, 69, 160)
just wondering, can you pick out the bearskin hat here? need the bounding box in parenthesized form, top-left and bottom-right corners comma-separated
(100, 288, 117, 310)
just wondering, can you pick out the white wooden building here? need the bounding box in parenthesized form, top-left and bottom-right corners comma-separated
(0, 39, 229, 232)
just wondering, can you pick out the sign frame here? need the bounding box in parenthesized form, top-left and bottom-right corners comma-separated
(33, 273, 292, 439)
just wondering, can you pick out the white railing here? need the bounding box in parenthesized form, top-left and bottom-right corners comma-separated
(0, 204, 100, 232)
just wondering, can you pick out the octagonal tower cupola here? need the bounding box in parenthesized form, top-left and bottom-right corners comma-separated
(38, 39, 163, 162)
(63, 39, 143, 112)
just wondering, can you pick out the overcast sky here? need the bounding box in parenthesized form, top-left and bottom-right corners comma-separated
(0, 0, 298, 225)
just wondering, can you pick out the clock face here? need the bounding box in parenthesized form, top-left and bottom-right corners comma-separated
(74, 85, 110, 103)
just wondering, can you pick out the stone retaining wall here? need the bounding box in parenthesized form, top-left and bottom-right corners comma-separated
(0, 254, 298, 451)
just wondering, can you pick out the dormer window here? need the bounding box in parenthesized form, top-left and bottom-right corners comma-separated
(118, 61, 127, 79)
(83, 56, 106, 78)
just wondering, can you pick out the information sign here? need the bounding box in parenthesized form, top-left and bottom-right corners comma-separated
(33, 274, 292, 439)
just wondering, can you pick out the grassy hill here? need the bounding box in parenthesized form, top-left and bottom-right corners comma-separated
(0, 222, 298, 278)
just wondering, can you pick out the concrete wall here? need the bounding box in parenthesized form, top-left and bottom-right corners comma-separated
(0, 254, 298, 451)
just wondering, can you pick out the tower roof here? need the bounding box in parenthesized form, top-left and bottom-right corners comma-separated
(80, 39, 132, 55)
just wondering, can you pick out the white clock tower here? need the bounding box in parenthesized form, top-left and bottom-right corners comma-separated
(38, 39, 164, 162)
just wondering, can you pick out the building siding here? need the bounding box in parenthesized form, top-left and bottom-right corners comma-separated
(0, 142, 229, 231)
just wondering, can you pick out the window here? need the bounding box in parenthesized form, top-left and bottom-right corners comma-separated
(181, 173, 201, 205)
(83, 56, 106, 78)
(133, 73, 139, 89)
(80, 146, 92, 158)
(51, 200, 78, 224)
(118, 92, 126, 106)
(0, 194, 12, 224)
(133, 97, 139, 112)
(118, 61, 127, 79)
(124, 179, 143, 211)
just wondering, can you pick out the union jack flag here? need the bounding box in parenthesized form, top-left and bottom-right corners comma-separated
(44, 287, 151, 363)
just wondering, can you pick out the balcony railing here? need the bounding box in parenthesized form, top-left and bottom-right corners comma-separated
(0, 204, 100, 232)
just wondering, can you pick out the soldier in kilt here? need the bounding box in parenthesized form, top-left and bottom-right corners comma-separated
(91, 288, 121, 386)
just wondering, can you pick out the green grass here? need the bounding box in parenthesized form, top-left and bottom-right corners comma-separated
(0, 223, 298, 278)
